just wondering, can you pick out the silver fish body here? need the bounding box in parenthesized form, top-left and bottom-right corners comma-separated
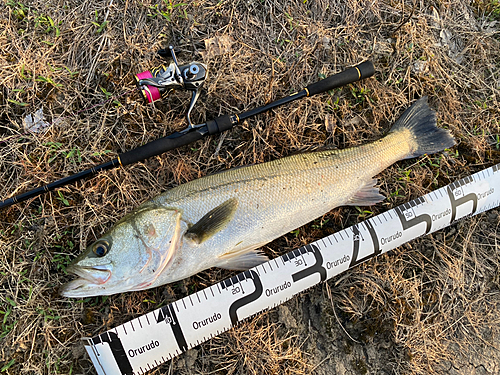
(61, 97, 454, 297)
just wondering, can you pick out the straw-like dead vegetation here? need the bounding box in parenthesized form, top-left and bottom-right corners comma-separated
(1, 0, 500, 373)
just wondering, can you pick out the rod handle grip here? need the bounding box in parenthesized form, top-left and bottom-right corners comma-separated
(119, 129, 205, 166)
(305, 61, 375, 97)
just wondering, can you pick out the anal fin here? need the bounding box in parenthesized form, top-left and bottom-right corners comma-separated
(347, 178, 385, 206)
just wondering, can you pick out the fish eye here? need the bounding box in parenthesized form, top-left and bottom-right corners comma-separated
(93, 241, 110, 257)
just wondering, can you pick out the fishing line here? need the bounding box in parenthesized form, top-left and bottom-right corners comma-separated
(83, 162, 500, 375)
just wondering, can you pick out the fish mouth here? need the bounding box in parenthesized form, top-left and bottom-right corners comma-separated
(60, 264, 112, 297)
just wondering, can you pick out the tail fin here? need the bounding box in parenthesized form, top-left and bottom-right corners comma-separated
(390, 97, 455, 159)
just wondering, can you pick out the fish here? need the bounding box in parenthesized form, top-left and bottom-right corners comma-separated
(60, 97, 455, 297)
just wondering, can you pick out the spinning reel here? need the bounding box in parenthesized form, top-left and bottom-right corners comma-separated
(135, 45, 207, 128)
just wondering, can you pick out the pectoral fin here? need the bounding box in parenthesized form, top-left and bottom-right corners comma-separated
(185, 198, 238, 244)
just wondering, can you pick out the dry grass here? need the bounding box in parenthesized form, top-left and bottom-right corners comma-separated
(1, 0, 500, 374)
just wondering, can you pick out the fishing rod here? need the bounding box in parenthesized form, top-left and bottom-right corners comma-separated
(0, 46, 374, 209)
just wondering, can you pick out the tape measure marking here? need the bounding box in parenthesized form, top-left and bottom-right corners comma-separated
(84, 163, 500, 375)
(229, 270, 262, 325)
(350, 220, 380, 267)
(291, 244, 327, 283)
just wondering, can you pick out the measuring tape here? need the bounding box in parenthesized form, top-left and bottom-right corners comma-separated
(83, 163, 500, 375)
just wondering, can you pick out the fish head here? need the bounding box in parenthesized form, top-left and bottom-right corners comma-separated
(61, 205, 184, 297)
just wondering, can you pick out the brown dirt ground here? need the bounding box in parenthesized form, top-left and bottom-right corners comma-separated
(1, 0, 500, 374)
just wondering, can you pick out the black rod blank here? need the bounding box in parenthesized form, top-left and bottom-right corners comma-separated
(0, 61, 375, 210)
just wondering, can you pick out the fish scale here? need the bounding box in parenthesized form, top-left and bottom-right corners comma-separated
(153, 131, 412, 243)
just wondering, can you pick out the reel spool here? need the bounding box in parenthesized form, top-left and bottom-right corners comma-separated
(135, 46, 207, 128)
